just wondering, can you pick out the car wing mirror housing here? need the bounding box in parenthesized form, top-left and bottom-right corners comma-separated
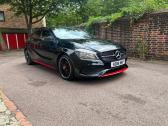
(44, 36, 55, 41)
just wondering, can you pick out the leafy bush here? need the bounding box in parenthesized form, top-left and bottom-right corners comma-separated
(85, 0, 168, 33)
(135, 40, 149, 60)
(86, 13, 123, 34)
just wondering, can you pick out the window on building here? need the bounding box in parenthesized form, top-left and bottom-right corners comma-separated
(0, 11, 5, 22)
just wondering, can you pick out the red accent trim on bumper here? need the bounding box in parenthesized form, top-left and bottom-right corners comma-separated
(34, 60, 55, 70)
(100, 67, 128, 78)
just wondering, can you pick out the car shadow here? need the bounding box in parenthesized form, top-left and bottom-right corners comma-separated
(17, 62, 127, 85)
(73, 73, 127, 85)
(33, 62, 127, 85)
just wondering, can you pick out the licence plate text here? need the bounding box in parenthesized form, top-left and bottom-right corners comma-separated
(111, 59, 125, 68)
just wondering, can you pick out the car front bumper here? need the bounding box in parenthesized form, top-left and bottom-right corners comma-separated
(77, 64, 128, 78)
(73, 57, 128, 78)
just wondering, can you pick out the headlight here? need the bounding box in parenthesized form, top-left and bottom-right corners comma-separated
(75, 49, 99, 60)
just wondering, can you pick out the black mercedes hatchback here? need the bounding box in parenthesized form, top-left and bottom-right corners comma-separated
(24, 27, 128, 80)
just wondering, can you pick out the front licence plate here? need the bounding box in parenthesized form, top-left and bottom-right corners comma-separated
(111, 59, 125, 68)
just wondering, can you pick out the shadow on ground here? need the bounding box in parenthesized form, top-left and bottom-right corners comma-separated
(16, 62, 127, 86)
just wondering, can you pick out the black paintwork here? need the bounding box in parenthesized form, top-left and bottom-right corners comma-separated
(25, 27, 128, 78)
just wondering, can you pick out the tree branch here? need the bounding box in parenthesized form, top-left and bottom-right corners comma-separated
(32, 14, 46, 24)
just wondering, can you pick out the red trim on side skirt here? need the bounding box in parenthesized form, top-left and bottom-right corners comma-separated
(100, 68, 128, 78)
(34, 60, 55, 70)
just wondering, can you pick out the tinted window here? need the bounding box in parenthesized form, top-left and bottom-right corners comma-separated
(42, 30, 52, 37)
(53, 29, 91, 40)
(32, 29, 41, 39)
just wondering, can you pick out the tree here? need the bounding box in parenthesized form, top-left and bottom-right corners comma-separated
(0, 0, 84, 35)
(47, 0, 131, 27)
(47, 7, 83, 27)
(0, 32, 6, 50)
(43, 0, 168, 27)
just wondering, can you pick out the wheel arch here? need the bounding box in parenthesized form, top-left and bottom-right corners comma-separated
(57, 52, 75, 80)
(56, 48, 75, 65)
(56, 52, 68, 66)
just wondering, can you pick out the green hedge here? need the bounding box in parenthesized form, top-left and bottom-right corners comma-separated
(86, 0, 168, 33)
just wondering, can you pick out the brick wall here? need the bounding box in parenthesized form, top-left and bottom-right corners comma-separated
(0, 4, 45, 29)
(94, 12, 168, 60)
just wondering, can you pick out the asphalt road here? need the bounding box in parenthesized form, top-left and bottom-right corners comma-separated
(0, 51, 168, 126)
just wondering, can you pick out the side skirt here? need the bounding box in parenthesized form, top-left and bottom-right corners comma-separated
(34, 60, 56, 70)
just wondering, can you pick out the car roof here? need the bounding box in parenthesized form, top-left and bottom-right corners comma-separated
(36, 27, 83, 31)
(51, 27, 83, 31)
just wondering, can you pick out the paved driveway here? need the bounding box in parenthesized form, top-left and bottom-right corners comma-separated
(0, 51, 168, 126)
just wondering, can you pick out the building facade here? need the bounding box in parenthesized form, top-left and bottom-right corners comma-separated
(0, 4, 46, 50)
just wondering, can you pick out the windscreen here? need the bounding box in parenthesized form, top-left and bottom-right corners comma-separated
(53, 29, 91, 40)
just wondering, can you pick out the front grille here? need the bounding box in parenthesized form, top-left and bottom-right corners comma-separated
(101, 50, 115, 56)
(100, 49, 126, 62)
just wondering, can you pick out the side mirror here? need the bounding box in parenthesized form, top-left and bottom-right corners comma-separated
(43, 36, 55, 41)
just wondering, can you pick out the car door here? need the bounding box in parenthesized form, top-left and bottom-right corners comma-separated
(39, 29, 58, 65)
(29, 29, 42, 61)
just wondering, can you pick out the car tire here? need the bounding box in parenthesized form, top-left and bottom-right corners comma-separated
(58, 55, 74, 80)
(24, 49, 34, 65)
